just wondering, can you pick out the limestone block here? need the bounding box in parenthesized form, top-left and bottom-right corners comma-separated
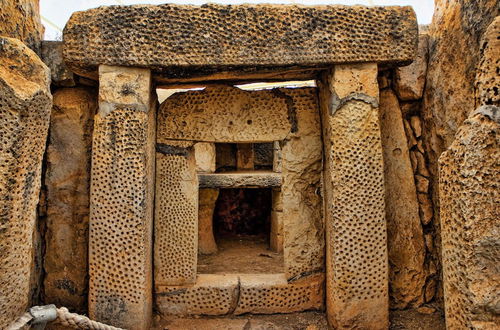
(158, 86, 292, 143)
(272, 189, 283, 212)
(198, 171, 281, 189)
(234, 273, 324, 315)
(319, 64, 388, 329)
(41, 41, 76, 87)
(63, 4, 417, 78)
(0, 0, 44, 53)
(270, 211, 284, 253)
(410, 115, 423, 138)
(155, 147, 198, 285)
(0, 37, 51, 328)
(194, 142, 216, 173)
(236, 143, 254, 170)
(418, 193, 433, 226)
(279, 88, 324, 280)
(44, 87, 97, 313)
(476, 17, 500, 107)
(439, 107, 500, 329)
(379, 89, 426, 308)
(273, 141, 282, 173)
(198, 189, 219, 255)
(394, 34, 429, 101)
(89, 66, 154, 329)
(156, 275, 239, 316)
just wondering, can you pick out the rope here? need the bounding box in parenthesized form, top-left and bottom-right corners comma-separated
(7, 306, 124, 330)
(54, 307, 124, 330)
(5, 312, 33, 330)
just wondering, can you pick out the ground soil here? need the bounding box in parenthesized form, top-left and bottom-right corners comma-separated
(197, 235, 284, 274)
(154, 308, 445, 329)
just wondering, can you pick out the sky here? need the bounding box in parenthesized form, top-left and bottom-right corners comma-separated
(41, 0, 435, 40)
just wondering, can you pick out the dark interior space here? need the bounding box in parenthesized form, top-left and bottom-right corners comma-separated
(215, 142, 274, 172)
(197, 188, 284, 274)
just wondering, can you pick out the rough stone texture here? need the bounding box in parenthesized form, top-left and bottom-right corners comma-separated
(41, 41, 76, 87)
(422, 0, 499, 302)
(89, 65, 154, 330)
(156, 274, 239, 316)
(44, 87, 97, 313)
(158, 86, 292, 143)
(194, 142, 216, 173)
(0, 0, 44, 53)
(198, 189, 219, 255)
(439, 109, 500, 329)
(0, 37, 51, 328)
(199, 171, 281, 189)
(63, 4, 417, 78)
(234, 273, 324, 315)
(319, 64, 388, 329)
(157, 273, 323, 316)
(280, 88, 324, 280)
(394, 34, 429, 101)
(270, 210, 284, 253)
(476, 16, 500, 107)
(379, 89, 426, 308)
(236, 143, 255, 170)
(155, 145, 198, 286)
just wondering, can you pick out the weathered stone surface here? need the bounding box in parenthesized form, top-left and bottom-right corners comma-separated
(0, 0, 44, 53)
(63, 4, 417, 79)
(156, 274, 239, 316)
(44, 87, 97, 313)
(0, 37, 51, 328)
(270, 210, 284, 253)
(394, 34, 429, 101)
(41, 41, 76, 87)
(198, 189, 219, 255)
(89, 65, 154, 329)
(476, 16, 500, 107)
(194, 142, 216, 173)
(236, 143, 254, 170)
(158, 86, 292, 143)
(198, 171, 281, 189)
(439, 108, 500, 329)
(422, 4, 499, 298)
(379, 89, 426, 308)
(319, 64, 388, 329)
(234, 273, 324, 315)
(280, 88, 324, 280)
(155, 147, 198, 285)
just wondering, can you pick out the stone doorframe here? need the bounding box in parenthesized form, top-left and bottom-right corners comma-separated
(62, 4, 417, 329)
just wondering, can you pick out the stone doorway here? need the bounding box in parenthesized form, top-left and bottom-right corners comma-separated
(154, 84, 325, 315)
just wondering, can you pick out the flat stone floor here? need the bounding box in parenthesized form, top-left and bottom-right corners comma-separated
(197, 235, 284, 274)
(154, 308, 446, 329)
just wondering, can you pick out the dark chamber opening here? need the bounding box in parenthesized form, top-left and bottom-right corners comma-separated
(213, 188, 271, 237)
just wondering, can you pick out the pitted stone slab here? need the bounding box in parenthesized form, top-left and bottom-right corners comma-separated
(63, 4, 418, 78)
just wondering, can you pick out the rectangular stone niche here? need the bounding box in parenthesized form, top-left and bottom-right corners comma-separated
(197, 188, 284, 275)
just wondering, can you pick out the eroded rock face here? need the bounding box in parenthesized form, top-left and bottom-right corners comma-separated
(41, 41, 76, 87)
(44, 87, 97, 313)
(394, 34, 429, 101)
(379, 89, 426, 309)
(476, 16, 500, 107)
(421, 0, 499, 303)
(439, 107, 500, 329)
(0, 36, 51, 328)
(0, 0, 44, 53)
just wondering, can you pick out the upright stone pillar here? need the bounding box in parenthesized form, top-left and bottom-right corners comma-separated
(319, 64, 389, 329)
(0, 37, 51, 328)
(89, 65, 154, 329)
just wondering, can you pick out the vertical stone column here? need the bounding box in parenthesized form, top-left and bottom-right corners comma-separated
(89, 65, 154, 329)
(0, 37, 51, 328)
(319, 64, 388, 329)
(44, 87, 97, 313)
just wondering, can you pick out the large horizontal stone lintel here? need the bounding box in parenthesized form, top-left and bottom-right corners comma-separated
(63, 4, 418, 79)
(198, 171, 282, 188)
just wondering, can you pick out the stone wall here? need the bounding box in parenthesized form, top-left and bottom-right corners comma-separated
(378, 32, 438, 309)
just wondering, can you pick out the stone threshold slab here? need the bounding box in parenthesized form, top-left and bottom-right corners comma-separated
(198, 171, 282, 188)
(156, 273, 324, 316)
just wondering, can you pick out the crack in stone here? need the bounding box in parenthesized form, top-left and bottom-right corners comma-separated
(330, 92, 379, 116)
